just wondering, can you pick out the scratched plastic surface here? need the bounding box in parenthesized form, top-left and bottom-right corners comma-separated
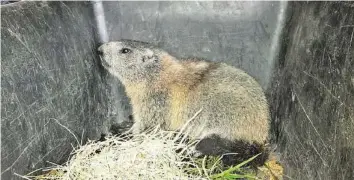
(1, 1, 353, 179)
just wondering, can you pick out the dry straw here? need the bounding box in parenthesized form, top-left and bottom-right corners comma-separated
(18, 109, 280, 180)
(19, 109, 218, 180)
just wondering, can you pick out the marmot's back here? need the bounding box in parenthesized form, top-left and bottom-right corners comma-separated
(173, 63, 269, 144)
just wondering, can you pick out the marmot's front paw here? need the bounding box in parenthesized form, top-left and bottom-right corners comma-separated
(188, 146, 204, 158)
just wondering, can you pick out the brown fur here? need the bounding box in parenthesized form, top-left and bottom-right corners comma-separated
(157, 55, 218, 90)
(156, 56, 222, 130)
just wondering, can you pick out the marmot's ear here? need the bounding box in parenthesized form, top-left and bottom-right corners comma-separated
(145, 49, 155, 58)
(141, 49, 157, 63)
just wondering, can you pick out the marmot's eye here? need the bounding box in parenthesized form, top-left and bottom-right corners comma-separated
(121, 48, 131, 54)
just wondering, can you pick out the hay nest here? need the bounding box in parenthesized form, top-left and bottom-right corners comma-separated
(21, 126, 216, 180)
(19, 117, 283, 180)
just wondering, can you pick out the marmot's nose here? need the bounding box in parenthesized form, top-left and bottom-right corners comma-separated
(97, 46, 104, 56)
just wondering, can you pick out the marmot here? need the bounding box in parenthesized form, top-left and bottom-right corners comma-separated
(98, 40, 270, 166)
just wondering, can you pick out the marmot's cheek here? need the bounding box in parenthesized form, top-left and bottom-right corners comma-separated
(100, 58, 111, 68)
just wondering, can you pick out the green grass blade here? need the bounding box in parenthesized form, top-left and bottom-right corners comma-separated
(234, 153, 261, 169)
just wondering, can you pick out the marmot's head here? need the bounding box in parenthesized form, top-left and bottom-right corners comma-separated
(98, 40, 167, 83)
